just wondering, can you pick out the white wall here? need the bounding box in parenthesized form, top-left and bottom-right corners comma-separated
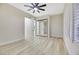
(0, 4, 34, 44)
(63, 3, 79, 54)
(50, 14, 63, 37)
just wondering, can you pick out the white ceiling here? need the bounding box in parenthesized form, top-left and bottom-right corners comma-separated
(9, 3, 65, 17)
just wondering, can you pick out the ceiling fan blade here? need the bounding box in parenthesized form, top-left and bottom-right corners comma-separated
(38, 4, 46, 7)
(27, 9, 32, 11)
(31, 3, 35, 7)
(35, 3, 39, 6)
(33, 10, 35, 13)
(37, 10, 40, 13)
(39, 8, 45, 11)
(24, 5, 33, 8)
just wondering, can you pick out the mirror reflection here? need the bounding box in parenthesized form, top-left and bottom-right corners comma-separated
(36, 19, 48, 36)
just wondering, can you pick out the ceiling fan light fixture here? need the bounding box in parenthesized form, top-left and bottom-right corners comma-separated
(34, 7, 38, 11)
(24, 3, 46, 13)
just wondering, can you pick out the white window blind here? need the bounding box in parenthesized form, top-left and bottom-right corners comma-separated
(73, 3, 79, 42)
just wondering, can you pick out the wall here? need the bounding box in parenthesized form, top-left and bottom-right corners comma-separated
(63, 3, 79, 54)
(50, 14, 63, 37)
(0, 4, 34, 44)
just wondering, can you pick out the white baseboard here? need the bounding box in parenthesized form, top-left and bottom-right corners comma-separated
(0, 38, 24, 46)
(50, 36, 63, 39)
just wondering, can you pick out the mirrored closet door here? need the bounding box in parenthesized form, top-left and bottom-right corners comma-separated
(36, 19, 48, 37)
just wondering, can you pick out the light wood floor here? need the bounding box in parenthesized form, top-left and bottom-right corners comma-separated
(0, 37, 68, 55)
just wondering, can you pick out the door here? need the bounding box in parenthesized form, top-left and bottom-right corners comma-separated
(25, 17, 35, 41)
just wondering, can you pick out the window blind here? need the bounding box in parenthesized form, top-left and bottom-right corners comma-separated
(73, 3, 79, 42)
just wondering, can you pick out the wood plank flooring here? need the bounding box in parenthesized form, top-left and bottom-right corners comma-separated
(0, 37, 68, 55)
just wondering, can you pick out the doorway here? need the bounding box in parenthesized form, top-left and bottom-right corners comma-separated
(25, 17, 36, 41)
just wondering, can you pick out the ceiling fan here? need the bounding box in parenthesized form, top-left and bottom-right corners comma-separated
(24, 3, 46, 13)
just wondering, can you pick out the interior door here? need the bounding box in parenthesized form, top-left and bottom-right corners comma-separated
(25, 17, 35, 41)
